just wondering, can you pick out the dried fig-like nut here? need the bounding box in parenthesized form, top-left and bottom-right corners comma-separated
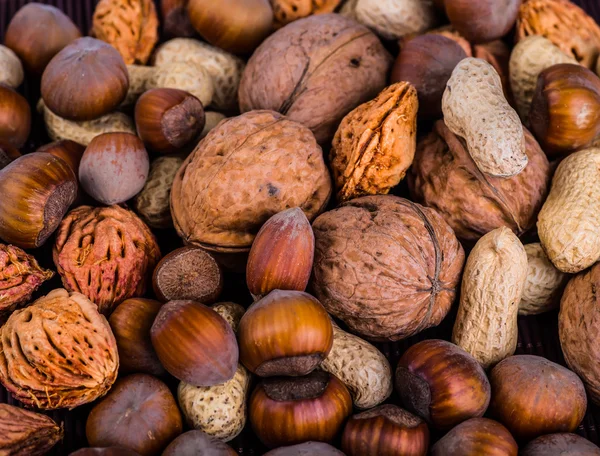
(92, 0, 159, 65)
(271, 0, 341, 28)
(0, 288, 119, 409)
(330, 82, 418, 203)
(53, 205, 161, 315)
(0, 403, 63, 456)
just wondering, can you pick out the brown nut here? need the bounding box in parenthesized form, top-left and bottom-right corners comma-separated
(522, 433, 600, 456)
(0, 84, 30, 149)
(161, 0, 195, 38)
(264, 442, 345, 456)
(70, 449, 141, 456)
(431, 418, 518, 456)
(444, 0, 520, 43)
(0, 143, 20, 170)
(86, 374, 183, 456)
(271, 0, 340, 28)
(162, 430, 237, 456)
(37, 140, 85, 174)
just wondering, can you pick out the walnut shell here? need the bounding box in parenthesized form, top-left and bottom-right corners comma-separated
(270, 0, 341, 28)
(0, 403, 62, 456)
(171, 110, 332, 252)
(409, 121, 550, 244)
(0, 289, 119, 409)
(53, 206, 161, 315)
(312, 195, 465, 341)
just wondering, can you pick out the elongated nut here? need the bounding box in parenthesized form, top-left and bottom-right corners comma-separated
(0, 403, 63, 455)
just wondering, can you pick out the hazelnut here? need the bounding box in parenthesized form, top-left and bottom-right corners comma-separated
(161, 0, 196, 38)
(70, 449, 141, 456)
(522, 433, 600, 456)
(0, 143, 20, 170)
(431, 418, 518, 456)
(37, 140, 85, 174)
(0, 84, 31, 149)
(264, 442, 345, 456)
(162, 430, 237, 456)
(444, 0, 521, 43)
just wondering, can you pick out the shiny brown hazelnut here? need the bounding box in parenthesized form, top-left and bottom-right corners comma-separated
(41, 37, 129, 121)
(0, 84, 30, 149)
(161, 0, 196, 38)
(4, 3, 81, 74)
(0, 152, 77, 249)
(239, 290, 333, 377)
(162, 430, 237, 456)
(86, 374, 183, 456)
(444, 0, 521, 43)
(0, 143, 20, 170)
(522, 433, 600, 456)
(341, 404, 429, 456)
(395, 339, 490, 430)
(151, 300, 239, 386)
(263, 442, 345, 456)
(70, 449, 141, 456)
(530, 63, 600, 157)
(431, 418, 518, 456)
(246, 207, 314, 299)
(152, 247, 223, 303)
(37, 140, 85, 173)
(489, 355, 587, 441)
(249, 371, 353, 448)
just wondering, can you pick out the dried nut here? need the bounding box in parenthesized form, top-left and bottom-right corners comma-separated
(0, 144, 20, 170)
(330, 82, 417, 202)
(0, 403, 63, 456)
(431, 418, 518, 456)
(519, 243, 568, 316)
(92, 0, 159, 65)
(70, 448, 141, 456)
(473, 40, 513, 104)
(249, 371, 353, 448)
(490, 355, 587, 441)
(408, 121, 550, 244)
(211, 302, 245, 333)
(0, 84, 30, 149)
(264, 442, 345, 456)
(0, 288, 119, 409)
(134, 156, 183, 229)
(41, 37, 129, 121)
(0, 45, 24, 88)
(153, 38, 245, 111)
(312, 195, 465, 341)
(37, 140, 86, 174)
(341, 405, 429, 456)
(152, 247, 223, 303)
(522, 433, 600, 456)
(53, 205, 161, 315)
(239, 14, 392, 144)
(444, 0, 520, 43)
(0, 152, 77, 249)
(538, 148, 600, 273)
(246, 208, 314, 298)
(0, 243, 53, 320)
(442, 58, 527, 177)
(509, 36, 578, 123)
(86, 374, 183, 456)
(162, 430, 236, 456)
(201, 112, 226, 138)
(171, 110, 332, 253)
(452, 227, 527, 368)
(396, 339, 491, 430)
(516, 0, 600, 69)
(429, 25, 473, 57)
(161, 0, 195, 38)
(271, 0, 341, 28)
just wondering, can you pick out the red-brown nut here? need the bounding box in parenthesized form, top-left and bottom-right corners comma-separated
(37, 140, 86, 174)
(0, 84, 30, 149)
(162, 430, 237, 456)
(444, 0, 521, 43)
(70, 449, 141, 456)
(522, 433, 600, 456)
(431, 418, 518, 456)
(161, 0, 195, 38)
(264, 442, 345, 456)
(0, 143, 20, 170)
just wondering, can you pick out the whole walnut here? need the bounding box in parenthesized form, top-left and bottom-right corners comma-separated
(312, 195, 465, 341)
(238, 14, 392, 144)
(0, 289, 119, 409)
(409, 121, 550, 244)
(53, 205, 161, 315)
(171, 110, 332, 252)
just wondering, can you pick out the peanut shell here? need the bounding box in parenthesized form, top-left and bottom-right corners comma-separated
(0, 45, 23, 88)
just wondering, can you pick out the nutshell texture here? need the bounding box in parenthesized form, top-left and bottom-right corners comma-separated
(53, 205, 161, 315)
(92, 0, 159, 64)
(270, 0, 341, 28)
(330, 82, 418, 203)
(238, 14, 392, 144)
(171, 110, 332, 252)
(409, 121, 550, 243)
(523, 433, 600, 456)
(312, 195, 465, 341)
(0, 289, 119, 409)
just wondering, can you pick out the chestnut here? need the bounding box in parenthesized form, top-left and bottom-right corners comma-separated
(530, 63, 600, 157)
(0, 143, 20, 170)
(41, 37, 129, 121)
(37, 140, 85, 174)
(86, 374, 182, 456)
(152, 246, 223, 303)
(0, 84, 31, 149)
(4, 3, 81, 74)
(238, 290, 333, 376)
(246, 207, 315, 298)
(109, 298, 165, 376)
(69, 449, 141, 456)
(135, 88, 205, 154)
(522, 433, 600, 456)
(395, 339, 490, 430)
(0, 152, 77, 249)
(162, 430, 237, 456)
(249, 371, 352, 448)
(150, 300, 238, 386)
(431, 418, 517, 456)
(264, 442, 345, 455)
(79, 132, 149, 205)
(489, 355, 587, 441)
(341, 404, 429, 456)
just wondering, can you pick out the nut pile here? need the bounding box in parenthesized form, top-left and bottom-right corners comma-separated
(2, 0, 600, 455)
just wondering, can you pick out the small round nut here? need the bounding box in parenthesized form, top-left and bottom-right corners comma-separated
(0, 45, 23, 88)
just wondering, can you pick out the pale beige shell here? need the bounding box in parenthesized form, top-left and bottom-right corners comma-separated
(122, 64, 154, 106)
(212, 301, 245, 333)
(201, 112, 226, 139)
(153, 38, 245, 111)
(146, 61, 214, 107)
(321, 323, 392, 409)
(442, 58, 528, 177)
(339, 0, 358, 18)
(452, 227, 527, 369)
(538, 148, 600, 273)
(0, 45, 23, 88)
(509, 36, 577, 124)
(519, 243, 568, 316)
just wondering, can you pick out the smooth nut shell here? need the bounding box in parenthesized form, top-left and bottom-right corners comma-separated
(37, 140, 86, 174)
(0, 143, 20, 170)
(161, 0, 195, 38)
(70, 448, 141, 456)
(522, 433, 600, 456)
(444, 0, 520, 43)
(162, 430, 236, 456)
(264, 442, 345, 456)
(431, 418, 517, 456)
(0, 84, 30, 149)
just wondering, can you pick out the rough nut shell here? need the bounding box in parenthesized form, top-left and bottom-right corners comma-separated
(270, 0, 341, 28)
(0, 45, 24, 89)
(330, 82, 418, 203)
(0, 289, 119, 409)
(146, 62, 215, 108)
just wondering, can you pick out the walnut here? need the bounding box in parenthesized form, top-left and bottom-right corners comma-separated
(0, 289, 119, 409)
(311, 195, 465, 341)
(171, 110, 332, 253)
(0, 403, 62, 455)
(92, 0, 159, 65)
(0, 243, 53, 320)
(53, 206, 161, 315)
(330, 82, 418, 203)
(270, 0, 342, 28)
